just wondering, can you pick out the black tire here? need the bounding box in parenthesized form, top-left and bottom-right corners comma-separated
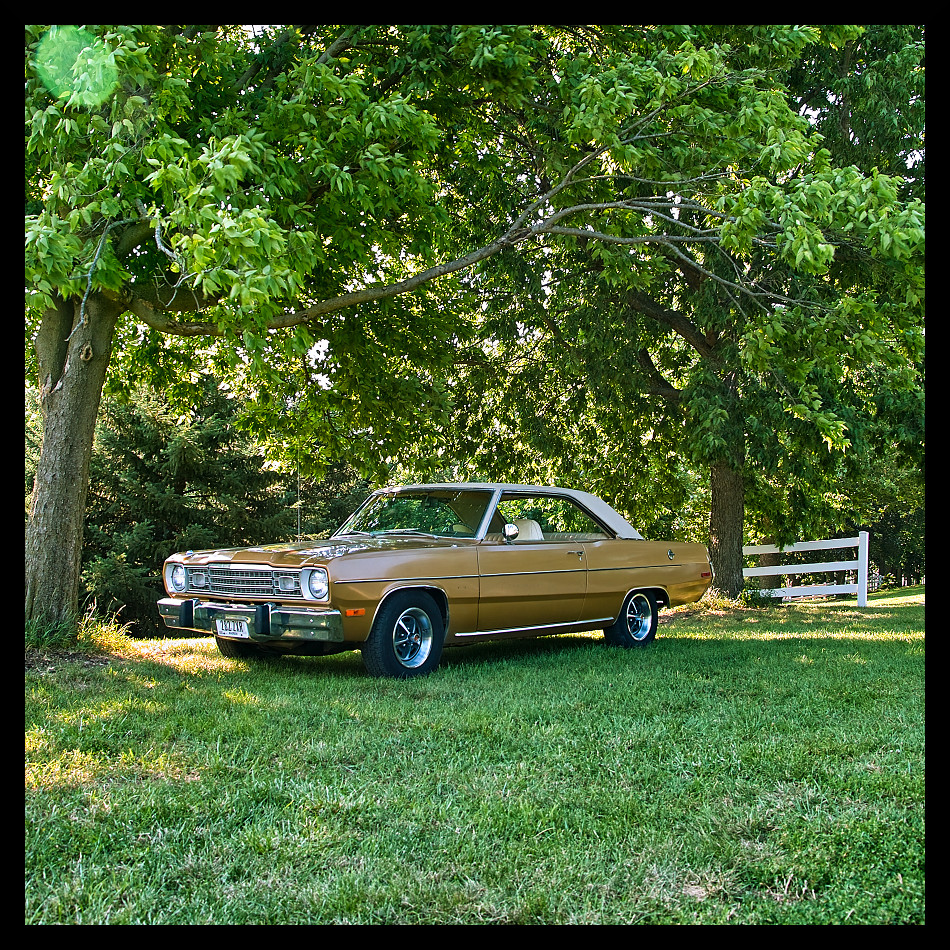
(603, 590, 659, 648)
(362, 590, 445, 678)
(215, 635, 268, 659)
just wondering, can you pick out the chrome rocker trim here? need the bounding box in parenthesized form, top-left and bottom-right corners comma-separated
(454, 617, 613, 638)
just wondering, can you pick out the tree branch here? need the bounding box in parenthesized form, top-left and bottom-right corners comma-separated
(233, 25, 348, 97)
(544, 225, 720, 245)
(129, 297, 222, 337)
(118, 69, 810, 341)
(635, 348, 682, 402)
(315, 27, 356, 66)
(623, 292, 721, 363)
(114, 220, 155, 257)
(264, 236, 517, 329)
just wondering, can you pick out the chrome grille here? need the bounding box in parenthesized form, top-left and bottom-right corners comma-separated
(194, 566, 303, 599)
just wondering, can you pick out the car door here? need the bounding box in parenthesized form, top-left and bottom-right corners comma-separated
(474, 493, 590, 633)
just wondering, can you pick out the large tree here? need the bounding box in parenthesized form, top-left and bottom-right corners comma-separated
(26, 25, 923, 625)
(422, 25, 925, 593)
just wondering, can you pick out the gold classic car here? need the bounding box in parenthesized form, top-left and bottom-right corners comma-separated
(158, 483, 713, 677)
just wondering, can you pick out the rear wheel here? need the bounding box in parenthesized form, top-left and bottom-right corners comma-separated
(603, 590, 659, 647)
(362, 591, 445, 678)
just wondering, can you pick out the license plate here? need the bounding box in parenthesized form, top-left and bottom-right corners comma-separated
(216, 617, 250, 638)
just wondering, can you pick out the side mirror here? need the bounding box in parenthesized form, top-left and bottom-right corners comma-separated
(502, 523, 520, 544)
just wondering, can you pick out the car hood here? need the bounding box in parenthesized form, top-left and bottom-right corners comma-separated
(175, 534, 469, 568)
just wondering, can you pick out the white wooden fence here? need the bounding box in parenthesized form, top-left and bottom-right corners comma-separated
(742, 532, 870, 607)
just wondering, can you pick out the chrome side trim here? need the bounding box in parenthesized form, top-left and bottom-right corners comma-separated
(477, 568, 588, 579)
(588, 564, 685, 572)
(333, 574, 478, 584)
(454, 617, 613, 637)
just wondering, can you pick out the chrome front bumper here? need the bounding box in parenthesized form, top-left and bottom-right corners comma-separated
(157, 597, 345, 643)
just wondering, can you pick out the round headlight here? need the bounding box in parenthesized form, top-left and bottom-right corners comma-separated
(170, 564, 188, 592)
(307, 568, 329, 600)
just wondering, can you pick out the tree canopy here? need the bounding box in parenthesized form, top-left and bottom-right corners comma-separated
(26, 25, 924, 623)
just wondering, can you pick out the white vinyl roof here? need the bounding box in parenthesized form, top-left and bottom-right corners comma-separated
(386, 483, 645, 540)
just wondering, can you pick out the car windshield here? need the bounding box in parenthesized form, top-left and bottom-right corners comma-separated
(335, 489, 495, 539)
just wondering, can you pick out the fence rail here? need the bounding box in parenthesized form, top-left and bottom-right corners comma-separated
(742, 532, 869, 606)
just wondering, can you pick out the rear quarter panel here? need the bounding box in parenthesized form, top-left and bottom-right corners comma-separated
(583, 539, 712, 618)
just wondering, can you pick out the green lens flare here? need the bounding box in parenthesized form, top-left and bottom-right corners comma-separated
(35, 26, 119, 107)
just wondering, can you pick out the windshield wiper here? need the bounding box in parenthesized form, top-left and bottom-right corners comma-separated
(376, 528, 438, 538)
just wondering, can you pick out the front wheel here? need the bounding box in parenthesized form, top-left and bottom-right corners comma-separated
(362, 591, 445, 678)
(603, 590, 659, 648)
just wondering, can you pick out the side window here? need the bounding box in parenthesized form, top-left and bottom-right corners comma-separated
(495, 494, 610, 541)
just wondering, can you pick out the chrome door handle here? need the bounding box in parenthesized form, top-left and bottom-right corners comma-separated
(568, 550, 584, 560)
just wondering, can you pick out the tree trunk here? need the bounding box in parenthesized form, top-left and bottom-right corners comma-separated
(26, 294, 121, 629)
(708, 458, 745, 598)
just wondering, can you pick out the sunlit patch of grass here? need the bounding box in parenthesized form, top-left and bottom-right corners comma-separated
(222, 687, 265, 705)
(130, 637, 233, 673)
(25, 745, 201, 790)
(666, 587, 924, 645)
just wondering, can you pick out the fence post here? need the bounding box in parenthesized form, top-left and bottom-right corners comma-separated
(857, 530, 869, 607)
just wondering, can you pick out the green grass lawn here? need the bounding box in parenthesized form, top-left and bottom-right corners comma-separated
(25, 587, 924, 924)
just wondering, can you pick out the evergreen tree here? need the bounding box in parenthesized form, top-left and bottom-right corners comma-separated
(80, 379, 292, 635)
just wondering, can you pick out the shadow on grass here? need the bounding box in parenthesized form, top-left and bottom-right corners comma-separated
(26, 588, 923, 713)
(104, 613, 921, 688)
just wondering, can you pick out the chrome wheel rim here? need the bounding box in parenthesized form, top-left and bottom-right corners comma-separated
(392, 607, 434, 668)
(625, 594, 653, 641)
